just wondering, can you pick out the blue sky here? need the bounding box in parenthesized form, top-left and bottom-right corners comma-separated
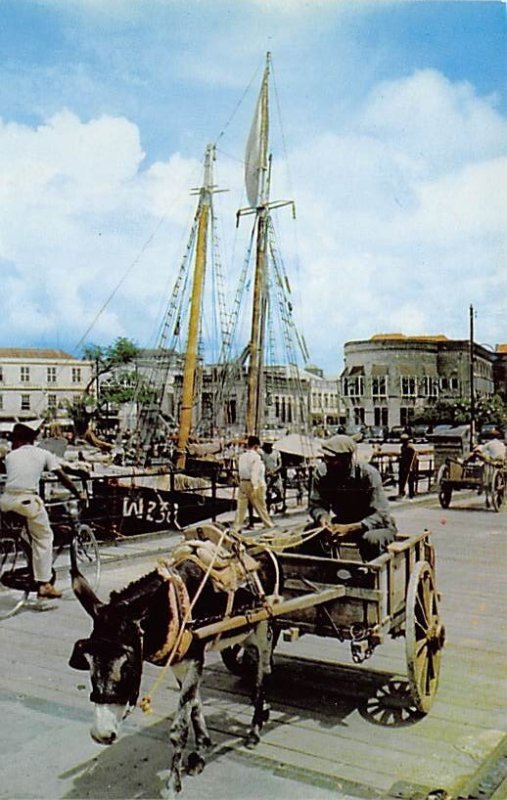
(0, 0, 505, 374)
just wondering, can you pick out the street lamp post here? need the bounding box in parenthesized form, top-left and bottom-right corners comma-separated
(469, 304, 475, 446)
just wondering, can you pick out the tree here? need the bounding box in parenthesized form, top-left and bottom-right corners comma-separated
(414, 394, 507, 428)
(82, 337, 141, 393)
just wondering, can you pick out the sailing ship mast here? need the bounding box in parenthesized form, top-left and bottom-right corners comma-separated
(176, 144, 216, 469)
(238, 52, 296, 436)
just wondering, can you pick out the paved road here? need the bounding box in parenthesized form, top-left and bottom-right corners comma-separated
(0, 495, 505, 800)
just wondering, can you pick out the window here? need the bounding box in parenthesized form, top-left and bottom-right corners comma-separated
(20, 366, 30, 383)
(47, 367, 57, 384)
(72, 367, 82, 383)
(374, 407, 388, 427)
(400, 407, 415, 427)
(0, 394, 3, 410)
(47, 394, 57, 410)
(344, 376, 364, 397)
(371, 376, 387, 398)
(0, 367, 3, 382)
(401, 377, 416, 397)
(354, 407, 365, 425)
(21, 394, 30, 410)
(449, 377, 459, 392)
(420, 377, 438, 398)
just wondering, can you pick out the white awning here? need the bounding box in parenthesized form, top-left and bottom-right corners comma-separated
(273, 433, 323, 460)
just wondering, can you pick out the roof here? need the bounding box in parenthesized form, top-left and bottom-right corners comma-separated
(370, 334, 448, 342)
(0, 348, 76, 360)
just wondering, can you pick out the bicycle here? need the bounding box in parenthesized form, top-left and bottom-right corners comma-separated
(0, 497, 100, 619)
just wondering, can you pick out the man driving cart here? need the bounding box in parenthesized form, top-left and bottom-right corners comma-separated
(309, 434, 397, 561)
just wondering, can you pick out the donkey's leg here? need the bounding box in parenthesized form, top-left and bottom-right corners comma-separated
(162, 659, 202, 798)
(187, 685, 212, 775)
(246, 621, 273, 748)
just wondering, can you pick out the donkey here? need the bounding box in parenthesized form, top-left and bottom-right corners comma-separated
(69, 535, 281, 797)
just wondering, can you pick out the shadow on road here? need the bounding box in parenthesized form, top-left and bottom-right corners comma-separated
(62, 655, 424, 799)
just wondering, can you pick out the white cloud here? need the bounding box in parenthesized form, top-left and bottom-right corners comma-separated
(0, 67, 505, 369)
(0, 111, 200, 349)
(283, 70, 507, 364)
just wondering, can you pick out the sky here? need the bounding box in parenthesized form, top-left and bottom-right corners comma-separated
(0, 0, 505, 376)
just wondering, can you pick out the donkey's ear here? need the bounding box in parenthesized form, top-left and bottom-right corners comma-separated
(69, 639, 91, 670)
(70, 538, 104, 618)
(72, 572, 104, 619)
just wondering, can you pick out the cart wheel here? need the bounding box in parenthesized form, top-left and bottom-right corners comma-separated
(221, 626, 278, 678)
(221, 644, 258, 678)
(437, 466, 451, 508)
(438, 486, 452, 509)
(491, 469, 505, 512)
(405, 561, 445, 714)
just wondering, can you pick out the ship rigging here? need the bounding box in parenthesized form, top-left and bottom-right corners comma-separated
(133, 53, 309, 467)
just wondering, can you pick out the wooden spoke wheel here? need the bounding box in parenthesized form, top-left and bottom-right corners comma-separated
(220, 644, 258, 678)
(437, 466, 452, 508)
(221, 627, 278, 678)
(490, 469, 506, 513)
(405, 561, 445, 714)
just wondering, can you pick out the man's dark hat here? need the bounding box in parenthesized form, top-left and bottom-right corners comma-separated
(10, 422, 38, 442)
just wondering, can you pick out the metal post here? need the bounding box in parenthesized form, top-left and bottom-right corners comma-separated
(469, 304, 475, 446)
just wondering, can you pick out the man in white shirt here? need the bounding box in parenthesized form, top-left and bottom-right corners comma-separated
(477, 436, 506, 463)
(232, 435, 275, 532)
(468, 433, 506, 509)
(0, 423, 86, 598)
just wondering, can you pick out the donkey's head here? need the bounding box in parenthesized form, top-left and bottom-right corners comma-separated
(69, 543, 146, 745)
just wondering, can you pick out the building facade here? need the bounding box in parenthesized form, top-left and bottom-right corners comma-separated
(0, 348, 93, 428)
(341, 334, 504, 430)
(125, 353, 342, 438)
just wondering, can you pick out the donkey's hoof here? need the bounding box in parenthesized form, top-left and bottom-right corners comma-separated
(161, 776, 181, 798)
(186, 752, 206, 775)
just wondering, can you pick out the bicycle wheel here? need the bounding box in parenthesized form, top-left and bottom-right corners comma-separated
(0, 536, 31, 619)
(59, 524, 101, 597)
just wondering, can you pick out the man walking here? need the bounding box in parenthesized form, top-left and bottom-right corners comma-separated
(398, 433, 419, 499)
(232, 436, 275, 532)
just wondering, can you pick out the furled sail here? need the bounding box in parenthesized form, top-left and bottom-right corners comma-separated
(244, 91, 262, 207)
(244, 62, 269, 208)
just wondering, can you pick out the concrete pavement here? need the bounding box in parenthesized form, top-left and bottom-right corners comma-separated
(0, 493, 505, 799)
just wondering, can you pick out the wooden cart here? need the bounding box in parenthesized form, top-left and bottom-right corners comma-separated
(437, 456, 506, 511)
(195, 529, 445, 714)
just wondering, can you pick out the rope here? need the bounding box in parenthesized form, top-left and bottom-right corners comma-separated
(242, 523, 323, 553)
(140, 523, 317, 713)
(139, 526, 229, 714)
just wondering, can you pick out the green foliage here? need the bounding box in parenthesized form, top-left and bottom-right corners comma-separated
(62, 396, 93, 436)
(414, 394, 507, 428)
(82, 337, 140, 372)
(100, 372, 158, 406)
(81, 337, 141, 393)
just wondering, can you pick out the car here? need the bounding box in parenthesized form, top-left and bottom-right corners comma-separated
(411, 424, 430, 442)
(365, 425, 385, 443)
(345, 424, 365, 442)
(478, 423, 503, 443)
(386, 425, 407, 442)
